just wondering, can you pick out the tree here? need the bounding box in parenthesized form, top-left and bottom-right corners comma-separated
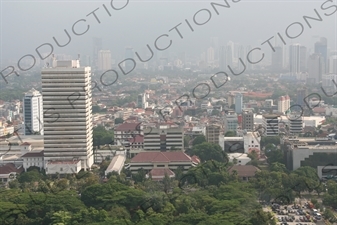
(191, 142, 227, 163)
(225, 131, 236, 137)
(114, 118, 124, 124)
(192, 135, 206, 146)
(51, 211, 72, 225)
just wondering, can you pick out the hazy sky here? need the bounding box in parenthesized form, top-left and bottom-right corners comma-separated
(0, 0, 336, 65)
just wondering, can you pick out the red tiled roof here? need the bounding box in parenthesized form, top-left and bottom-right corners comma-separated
(115, 123, 140, 132)
(228, 165, 260, 177)
(148, 168, 175, 177)
(21, 151, 44, 158)
(20, 142, 31, 146)
(131, 152, 193, 163)
(0, 163, 23, 175)
(191, 155, 201, 164)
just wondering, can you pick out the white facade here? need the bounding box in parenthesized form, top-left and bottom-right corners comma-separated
(143, 127, 183, 151)
(41, 60, 93, 173)
(243, 131, 261, 154)
(278, 95, 290, 114)
(98, 50, 112, 71)
(45, 160, 81, 175)
(228, 153, 251, 165)
(23, 88, 44, 135)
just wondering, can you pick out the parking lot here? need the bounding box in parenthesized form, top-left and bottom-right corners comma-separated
(271, 202, 322, 225)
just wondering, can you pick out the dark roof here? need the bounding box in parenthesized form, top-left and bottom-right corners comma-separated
(21, 150, 44, 158)
(0, 163, 23, 175)
(131, 152, 193, 163)
(227, 165, 260, 177)
(115, 123, 140, 132)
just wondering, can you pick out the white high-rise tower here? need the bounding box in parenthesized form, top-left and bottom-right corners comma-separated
(41, 59, 93, 174)
(23, 88, 44, 135)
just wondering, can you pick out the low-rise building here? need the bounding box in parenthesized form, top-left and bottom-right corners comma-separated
(126, 151, 199, 174)
(45, 160, 81, 175)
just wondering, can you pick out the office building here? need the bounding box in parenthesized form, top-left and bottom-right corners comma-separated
(227, 94, 235, 107)
(137, 93, 146, 109)
(289, 114, 303, 134)
(300, 46, 307, 72)
(315, 37, 328, 72)
(278, 95, 290, 114)
(143, 126, 183, 151)
(307, 53, 323, 84)
(205, 124, 221, 144)
(289, 44, 304, 74)
(219, 46, 226, 71)
(226, 112, 238, 131)
(282, 136, 337, 176)
(235, 93, 243, 114)
(92, 37, 102, 69)
(242, 110, 254, 131)
(263, 114, 279, 136)
(41, 60, 93, 174)
(272, 46, 283, 71)
(329, 55, 337, 74)
(125, 47, 134, 72)
(322, 74, 337, 93)
(296, 88, 307, 108)
(98, 50, 112, 71)
(23, 88, 44, 135)
(207, 47, 215, 65)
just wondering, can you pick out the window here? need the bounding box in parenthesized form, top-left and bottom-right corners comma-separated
(157, 165, 165, 167)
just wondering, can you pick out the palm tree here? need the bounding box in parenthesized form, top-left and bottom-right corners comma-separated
(51, 211, 71, 225)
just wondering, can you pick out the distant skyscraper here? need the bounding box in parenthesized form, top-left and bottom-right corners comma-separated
(246, 45, 252, 71)
(289, 44, 301, 73)
(98, 50, 112, 71)
(125, 47, 134, 72)
(315, 37, 328, 72)
(300, 46, 307, 72)
(238, 45, 245, 71)
(42, 59, 93, 174)
(23, 88, 44, 135)
(272, 46, 283, 71)
(235, 93, 243, 114)
(329, 55, 337, 74)
(210, 37, 219, 61)
(226, 44, 233, 69)
(207, 47, 215, 65)
(92, 37, 102, 69)
(219, 46, 226, 71)
(307, 53, 323, 84)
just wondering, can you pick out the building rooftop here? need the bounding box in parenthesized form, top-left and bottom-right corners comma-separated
(0, 163, 23, 175)
(21, 150, 44, 158)
(115, 123, 140, 132)
(131, 151, 194, 163)
(47, 160, 80, 165)
(228, 165, 260, 177)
